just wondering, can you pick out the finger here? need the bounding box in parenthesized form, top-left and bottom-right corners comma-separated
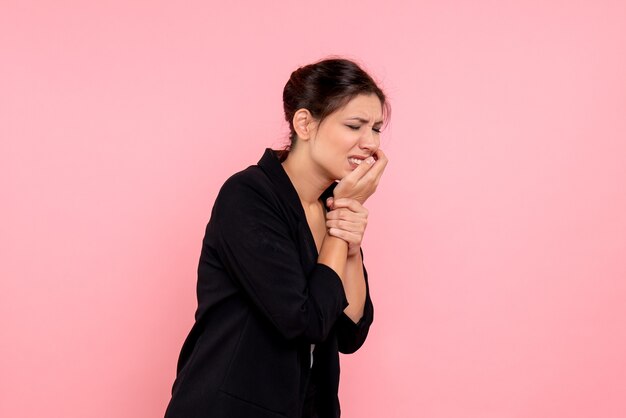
(326, 219, 366, 233)
(361, 149, 388, 183)
(326, 207, 368, 221)
(373, 148, 388, 164)
(328, 228, 363, 245)
(327, 198, 366, 213)
(356, 164, 387, 193)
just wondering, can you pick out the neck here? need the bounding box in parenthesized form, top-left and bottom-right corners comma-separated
(282, 148, 333, 206)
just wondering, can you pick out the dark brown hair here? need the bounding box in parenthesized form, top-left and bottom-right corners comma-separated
(281, 58, 390, 156)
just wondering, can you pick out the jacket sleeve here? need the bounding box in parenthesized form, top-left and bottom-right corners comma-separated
(212, 174, 349, 343)
(336, 251, 374, 354)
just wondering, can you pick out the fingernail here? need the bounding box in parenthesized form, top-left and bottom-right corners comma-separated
(366, 157, 375, 164)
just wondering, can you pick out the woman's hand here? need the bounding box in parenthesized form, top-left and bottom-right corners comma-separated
(325, 197, 369, 257)
(333, 149, 388, 204)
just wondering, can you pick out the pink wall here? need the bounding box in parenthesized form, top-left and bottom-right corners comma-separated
(2, 1, 625, 417)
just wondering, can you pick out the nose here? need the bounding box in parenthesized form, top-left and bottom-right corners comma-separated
(358, 128, 379, 154)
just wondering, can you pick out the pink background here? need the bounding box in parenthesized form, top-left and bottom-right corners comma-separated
(2, 1, 625, 417)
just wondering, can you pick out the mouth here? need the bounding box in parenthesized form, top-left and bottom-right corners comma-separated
(347, 157, 367, 170)
(347, 154, 376, 169)
(348, 157, 366, 166)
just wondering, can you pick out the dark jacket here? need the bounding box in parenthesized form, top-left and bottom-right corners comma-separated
(165, 149, 374, 418)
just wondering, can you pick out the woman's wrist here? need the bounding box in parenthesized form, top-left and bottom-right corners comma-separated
(318, 233, 348, 279)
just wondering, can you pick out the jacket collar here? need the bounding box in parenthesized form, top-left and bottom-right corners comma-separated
(257, 148, 337, 213)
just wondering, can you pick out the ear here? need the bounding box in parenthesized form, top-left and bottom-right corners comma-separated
(292, 109, 317, 141)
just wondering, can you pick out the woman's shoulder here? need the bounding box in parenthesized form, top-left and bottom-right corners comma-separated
(210, 164, 290, 228)
(219, 164, 272, 197)
(212, 164, 284, 218)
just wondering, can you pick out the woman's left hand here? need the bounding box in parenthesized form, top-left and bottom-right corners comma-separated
(325, 197, 368, 257)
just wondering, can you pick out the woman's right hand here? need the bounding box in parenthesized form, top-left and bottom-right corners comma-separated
(333, 149, 388, 204)
(325, 197, 369, 257)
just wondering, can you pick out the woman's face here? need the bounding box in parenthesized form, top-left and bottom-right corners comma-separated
(308, 93, 384, 181)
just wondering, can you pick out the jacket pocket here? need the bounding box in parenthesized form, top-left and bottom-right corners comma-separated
(215, 390, 288, 418)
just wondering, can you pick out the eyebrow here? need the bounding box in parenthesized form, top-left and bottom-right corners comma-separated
(346, 117, 384, 125)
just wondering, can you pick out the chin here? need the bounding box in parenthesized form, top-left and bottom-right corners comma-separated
(336, 169, 351, 180)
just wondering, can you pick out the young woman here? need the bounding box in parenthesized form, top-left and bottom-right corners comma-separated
(165, 58, 389, 418)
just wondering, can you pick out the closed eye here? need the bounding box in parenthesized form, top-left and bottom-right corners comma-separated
(347, 124, 382, 133)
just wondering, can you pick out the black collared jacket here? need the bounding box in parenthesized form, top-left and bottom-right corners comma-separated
(165, 149, 374, 418)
